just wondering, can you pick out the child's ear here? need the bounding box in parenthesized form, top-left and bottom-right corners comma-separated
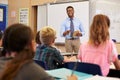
(52, 38, 55, 43)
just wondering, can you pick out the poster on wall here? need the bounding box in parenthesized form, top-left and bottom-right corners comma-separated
(0, 8, 3, 22)
(19, 8, 29, 25)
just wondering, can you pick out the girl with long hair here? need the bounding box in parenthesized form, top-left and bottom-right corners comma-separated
(78, 14, 120, 76)
(0, 23, 54, 80)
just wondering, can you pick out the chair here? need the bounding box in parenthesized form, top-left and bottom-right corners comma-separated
(63, 62, 102, 76)
(34, 60, 48, 70)
(112, 39, 116, 43)
(107, 69, 120, 78)
(118, 55, 120, 59)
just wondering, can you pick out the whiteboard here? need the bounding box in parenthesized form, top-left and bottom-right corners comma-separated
(37, 5, 47, 31)
(47, 1, 89, 43)
(95, 0, 120, 42)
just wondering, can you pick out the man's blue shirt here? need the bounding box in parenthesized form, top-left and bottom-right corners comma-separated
(60, 17, 85, 39)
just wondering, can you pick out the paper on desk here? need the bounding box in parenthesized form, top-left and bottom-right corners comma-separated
(46, 68, 92, 80)
(85, 75, 120, 80)
(46, 68, 71, 80)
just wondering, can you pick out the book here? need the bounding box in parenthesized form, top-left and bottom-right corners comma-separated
(73, 31, 81, 37)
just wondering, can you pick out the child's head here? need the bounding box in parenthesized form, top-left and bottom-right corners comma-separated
(2, 23, 34, 54)
(89, 14, 110, 46)
(0, 23, 36, 80)
(40, 26, 56, 45)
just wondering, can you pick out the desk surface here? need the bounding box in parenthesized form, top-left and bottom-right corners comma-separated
(61, 52, 78, 56)
(85, 75, 120, 80)
(46, 68, 93, 80)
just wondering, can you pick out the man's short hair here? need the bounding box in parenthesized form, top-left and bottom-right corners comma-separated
(66, 6, 74, 11)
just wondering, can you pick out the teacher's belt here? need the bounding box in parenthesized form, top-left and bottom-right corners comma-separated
(66, 38, 79, 40)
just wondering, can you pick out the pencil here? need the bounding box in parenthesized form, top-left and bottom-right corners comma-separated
(71, 61, 78, 76)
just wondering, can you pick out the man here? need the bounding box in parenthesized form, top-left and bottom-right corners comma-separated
(60, 6, 85, 53)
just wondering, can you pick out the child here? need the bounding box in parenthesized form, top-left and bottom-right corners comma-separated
(37, 26, 70, 70)
(0, 23, 54, 80)
(77, 14, 120, 76)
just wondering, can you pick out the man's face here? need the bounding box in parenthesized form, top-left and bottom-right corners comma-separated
(67, 8, 74, 18)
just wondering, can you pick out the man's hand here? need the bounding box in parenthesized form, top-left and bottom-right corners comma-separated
(63, 30, 70, 36)
(73, 31, 82, 37)
(76, 32, 82, 36)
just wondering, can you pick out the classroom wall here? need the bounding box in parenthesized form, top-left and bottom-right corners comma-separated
(90, 0, 120, 42)
(0, 0, 8, 4)
(116, 43, 120, 54)
(8, 0, 55, 33)
(7, 0, 120, 54)
(8, 0, 31, 27)
(31, 0, 55, 6)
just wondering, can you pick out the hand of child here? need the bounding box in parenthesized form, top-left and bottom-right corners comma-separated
(67, 75, 78, 80)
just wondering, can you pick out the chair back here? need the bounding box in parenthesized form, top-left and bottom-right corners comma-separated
(112, 39, 116, 43)
(63, 62, 102, 76)
(34, 60, 48, 70)
(118, 55, 120, 59)
(107, 69, 120, 78)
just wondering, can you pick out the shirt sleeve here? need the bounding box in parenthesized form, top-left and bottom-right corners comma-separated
(15, 62, 55, 80)
(54, 49, 64, 64)
(34, 46, 41, 60)
(110, 41, 118, 62)
(79, 21, 85, 36)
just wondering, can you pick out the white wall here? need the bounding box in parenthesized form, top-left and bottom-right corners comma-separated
(90, 0, 120, 42)
(37, 5, 47, 31)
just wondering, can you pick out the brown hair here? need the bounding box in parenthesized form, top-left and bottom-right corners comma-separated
(0, 23, 34, 80)
(89, 14, 110, 46)
(105, 15, 110, 27)
(35, 31, 41, 45)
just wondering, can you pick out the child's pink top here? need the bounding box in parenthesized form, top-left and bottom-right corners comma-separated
(77, 40, 118, 76)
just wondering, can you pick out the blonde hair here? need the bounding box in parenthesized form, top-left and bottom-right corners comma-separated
(40, 26, 56, 45)
(89, 14, 110, 46)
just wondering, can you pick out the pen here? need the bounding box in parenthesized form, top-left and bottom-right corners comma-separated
(71, 61, 78, 76)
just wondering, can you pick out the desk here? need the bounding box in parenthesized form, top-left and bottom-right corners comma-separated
(85, 75, 120, 80)
(46, 68, 93, 80)
(61, 52, 78, 56)
(110, 63, 115, 69)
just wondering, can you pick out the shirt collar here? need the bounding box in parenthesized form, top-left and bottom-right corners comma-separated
(68, 17, 74, 20)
